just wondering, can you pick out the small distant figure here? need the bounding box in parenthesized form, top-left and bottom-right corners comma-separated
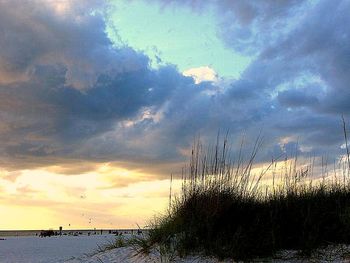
(137, 229, 142, 235)
(40, 230, 55, 237)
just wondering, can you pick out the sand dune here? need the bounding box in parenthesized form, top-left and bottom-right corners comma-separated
(64, 246, 227, 263)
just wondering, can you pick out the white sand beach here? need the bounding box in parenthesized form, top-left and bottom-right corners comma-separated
(0, 234, 224, 263)
(1, 234, 350, 262)
(65, 247, 350, 263)
(64, 246, 225, 263)
(63, 245, 350, 263)
(0, 235, 116, 263)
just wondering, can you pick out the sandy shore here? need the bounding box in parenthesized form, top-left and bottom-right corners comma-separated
(2, 234, 350, 262)
(64, 244, 350, 263)
(64, 246, 229, 263)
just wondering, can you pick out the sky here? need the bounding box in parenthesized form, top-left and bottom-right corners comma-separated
(0, 0, 349, 230)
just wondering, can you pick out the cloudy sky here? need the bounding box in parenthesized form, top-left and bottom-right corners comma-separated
(0, 0, 349, 230)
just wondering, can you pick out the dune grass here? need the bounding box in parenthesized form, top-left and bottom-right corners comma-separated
(143, 132, 350, 261)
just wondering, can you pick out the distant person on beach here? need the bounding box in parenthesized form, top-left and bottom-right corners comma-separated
(40, 230, 54, 237)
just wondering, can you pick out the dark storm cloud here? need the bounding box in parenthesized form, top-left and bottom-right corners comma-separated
(0, 0, 191, 168)
(0, 0, 112, 87)
(0, 63, 182, 141)
(0, 0, 221, 171)
(0, 0, 349, 175)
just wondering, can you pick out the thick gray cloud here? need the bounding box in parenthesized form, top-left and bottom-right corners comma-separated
(183, 0, 350, 163)
(0, 0, 212, 170)
(0, 0, 155, 89)
(277, 88, 319, 108)
(0, 0, 349, 175)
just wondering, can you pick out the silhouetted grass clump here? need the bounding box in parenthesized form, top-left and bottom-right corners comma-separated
(147, 133, 350, 261)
